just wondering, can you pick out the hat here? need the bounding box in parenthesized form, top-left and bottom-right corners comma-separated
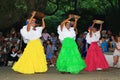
(84, 31, 88, 34)
(102, 30, 106, 32)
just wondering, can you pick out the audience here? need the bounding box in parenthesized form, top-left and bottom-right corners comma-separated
(0, 27, 119, 67)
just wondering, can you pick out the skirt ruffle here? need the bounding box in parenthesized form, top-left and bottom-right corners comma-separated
(85, 42, 109, 72)
(12, 39, 48, 74)
(56, 38, 86, 74)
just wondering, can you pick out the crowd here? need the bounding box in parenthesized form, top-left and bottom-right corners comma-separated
(0, 26, 119, 67)
(0, 27, 60, 67)
(0, 10, 120, 75)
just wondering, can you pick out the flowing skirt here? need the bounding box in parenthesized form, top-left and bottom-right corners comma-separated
(56, 38, 86, 74)
(85, 42, 109, 72)
(12, 39, 48, 74)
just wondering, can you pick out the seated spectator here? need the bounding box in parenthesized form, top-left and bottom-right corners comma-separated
(76, 33, 83, 53)
(113, 35, 120, 68)
(101, 37, 108, 53)
(50, 33, 57, 46)
(7, 46, 21, 66)
(42, 29, 51, 41)
(101, 30, 107, 38)
(109, 35, 116, 52)
(0, 45, 4, 66)
(107, 30, 112, 39)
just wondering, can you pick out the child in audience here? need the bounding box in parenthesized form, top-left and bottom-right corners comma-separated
(113, 35, 120, 68)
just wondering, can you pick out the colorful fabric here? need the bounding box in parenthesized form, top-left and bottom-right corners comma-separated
(85, 42, 109, 72)
(12, 39, 48, 74)
(56, 38, 86, 74)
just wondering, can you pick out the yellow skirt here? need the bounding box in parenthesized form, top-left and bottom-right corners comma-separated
(12, 39, 48, 74)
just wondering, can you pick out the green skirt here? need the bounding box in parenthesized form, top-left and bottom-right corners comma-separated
(56, 38, 86, 74)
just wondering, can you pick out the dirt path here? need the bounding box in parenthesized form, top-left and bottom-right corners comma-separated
(0, 67, 120, 80)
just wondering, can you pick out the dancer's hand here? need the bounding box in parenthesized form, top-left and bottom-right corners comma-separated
(69, 14, 73, 19)
(74, 15, 80, 20)
(31, 11, 36, 17)
(17, 50, 22, 53)
(93, 19, 97, 23)
(42, 17, 45, 20)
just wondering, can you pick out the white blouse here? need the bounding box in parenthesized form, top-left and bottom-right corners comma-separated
(86, 31, 100, 44)
(116, 42, 120, 49)
(20, 25, 43, 43)
(57, 25, 76, 41)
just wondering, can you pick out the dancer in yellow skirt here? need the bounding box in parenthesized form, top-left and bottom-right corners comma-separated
(12, 11, 48, 74)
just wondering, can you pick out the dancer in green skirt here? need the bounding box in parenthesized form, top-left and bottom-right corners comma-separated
(56, 14, 86, 74)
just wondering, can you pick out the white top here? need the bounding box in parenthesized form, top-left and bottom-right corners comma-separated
(42, 33, 51, 40)
(86, 31, 100, 44)
(10, 51, 22, 58)
(57, 25, 76, 41)
(113, 42, 120, 56)
(116, 42, 120, 49)
(20, 25, 43, 43)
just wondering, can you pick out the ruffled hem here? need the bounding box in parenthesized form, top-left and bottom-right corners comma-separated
(85, 42, 109, 72)
(12, 39, 48, 74)
(56, 38, 86, 74)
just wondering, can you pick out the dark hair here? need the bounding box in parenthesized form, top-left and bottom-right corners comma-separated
(93, 24, 100, 30)
(11, 46, 15, 51)
(116, 35, 120, 42)
(65, 22, 70, 26)
(109, 35, 115, 41)
(101, 37, 106, 39)
(47, 39, 52, 45)
(69, 18, 75, 22)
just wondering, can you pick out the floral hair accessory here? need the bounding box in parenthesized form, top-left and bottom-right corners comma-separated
(88, 26, 92, 32)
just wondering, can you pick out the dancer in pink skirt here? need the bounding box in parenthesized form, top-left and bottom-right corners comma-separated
(85, 20, 109, 72)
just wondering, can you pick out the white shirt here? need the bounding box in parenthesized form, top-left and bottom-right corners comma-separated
(116, 42, 120, 49)
(57, 25, 76, 41)
(86, 33, 91, 44)
(10, 51, 21, 58)
(86, 31, 100, 44)
(42, 33, 51, 40)
(10, 51, 17, 57)
(20, 25, 43, 43)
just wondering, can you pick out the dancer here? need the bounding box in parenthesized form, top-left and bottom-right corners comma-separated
(113, 35, 120, 68)
(85, 20, 109, 72)
(12, 11, 48, 74)
(56, 14, 86, 74)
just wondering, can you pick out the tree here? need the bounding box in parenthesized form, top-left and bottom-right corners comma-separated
(0, 0, 120, 34)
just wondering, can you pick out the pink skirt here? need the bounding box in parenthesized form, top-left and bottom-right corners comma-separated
(85, 42, 109, 72)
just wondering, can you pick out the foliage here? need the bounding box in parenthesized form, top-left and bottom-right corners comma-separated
(0, 0, 120, 34)
(45, 10, 65, 33)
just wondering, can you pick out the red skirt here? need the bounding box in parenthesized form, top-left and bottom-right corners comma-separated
(85, 42, 109, 72)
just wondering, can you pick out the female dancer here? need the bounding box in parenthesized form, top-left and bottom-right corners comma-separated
(85, 20, 109, 72)
(12, 11, 48, 74)
(56, 15, 86, 74)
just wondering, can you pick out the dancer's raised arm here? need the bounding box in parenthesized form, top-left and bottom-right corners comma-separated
(27, 11, 36, 31)
(99, 23, 103, 32)
(41, 18, 45, 29)
(60, 14, 73, 31)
